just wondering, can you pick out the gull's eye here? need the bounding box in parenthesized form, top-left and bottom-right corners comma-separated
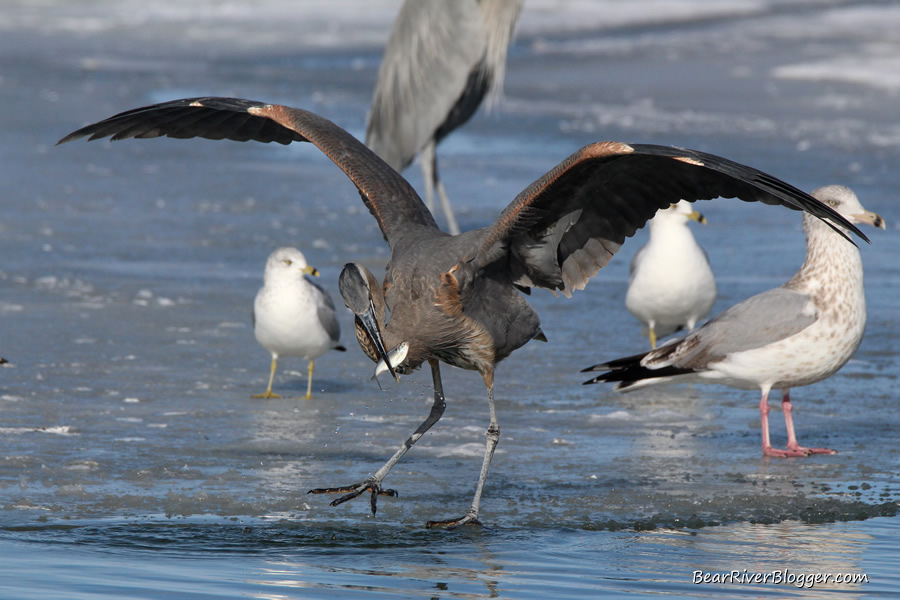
(283, 259, 292, 266)
(828, 199, 839, 207)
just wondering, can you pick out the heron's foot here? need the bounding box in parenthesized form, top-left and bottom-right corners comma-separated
(307, 479, 398, 515)
(425, 510, 482, 530)
(252, 390, 282, 399)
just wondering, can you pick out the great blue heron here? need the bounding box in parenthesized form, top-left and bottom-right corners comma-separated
(252, 247, 346, 400)
(584, 185, 884, 457)
(625, 200, 717, 348)
(59, 97, 865, 527)
(366, 0, 523, 235)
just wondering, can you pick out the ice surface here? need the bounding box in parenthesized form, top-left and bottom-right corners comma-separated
(1, 0, 897, 537)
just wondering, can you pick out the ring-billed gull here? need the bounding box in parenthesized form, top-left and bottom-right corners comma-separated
(625, 200, 717, 348)
(253, 247, 345, 400)
(584, 185, 884, 457)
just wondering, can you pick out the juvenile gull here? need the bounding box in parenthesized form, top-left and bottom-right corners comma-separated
(58, 97, 865, 527)
(253, 247, 345, 400)
(584, 186, 885, 457)
(625, 200, 717, 348)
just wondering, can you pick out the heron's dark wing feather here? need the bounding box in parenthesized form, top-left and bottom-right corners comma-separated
(58, 97, 439, 249)
(477, 142, 866, 297)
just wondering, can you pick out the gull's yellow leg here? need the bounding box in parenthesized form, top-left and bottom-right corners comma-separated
(305, 360, 315, 399)
(253, 356, 282, 399)
(649, 326, 657, 350)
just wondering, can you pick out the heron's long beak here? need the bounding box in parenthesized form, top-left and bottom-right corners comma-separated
(355, 297, 399, 382)
(301, 265, 320, 277)
(851, 210, 886, 230)
(339, 263, 398, 381)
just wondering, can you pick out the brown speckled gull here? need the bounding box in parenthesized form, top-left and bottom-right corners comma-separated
(585, 185, 885, 457)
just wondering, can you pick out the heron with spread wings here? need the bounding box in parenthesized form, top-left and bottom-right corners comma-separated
(58, 97, 865, 528)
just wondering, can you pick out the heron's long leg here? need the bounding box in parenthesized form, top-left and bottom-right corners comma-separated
(782, 389, 836, 455)
(420, 141, 437, 213)
(427, 368, 498, 529)
(252, 355, 282, 399)
(308, 359, 447, 514)
(420, 141, 460, 235)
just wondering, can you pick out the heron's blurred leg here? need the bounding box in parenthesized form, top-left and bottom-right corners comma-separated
(421, 141, 459, 234)
(308, 359, 448, 514)
(426, 368, 497, 529)
(420, 141, 437, 212)
(252, 356, 282, 399)
(782, 389, 836, 455)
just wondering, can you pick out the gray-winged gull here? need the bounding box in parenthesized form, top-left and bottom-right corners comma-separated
(252, 247, 345, 399)
(625, 200, 717, 348)
(584, 185, 884, 457)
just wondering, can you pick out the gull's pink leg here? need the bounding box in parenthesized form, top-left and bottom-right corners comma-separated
(783, 389, 837, 455)
(760, 386, 808, 458)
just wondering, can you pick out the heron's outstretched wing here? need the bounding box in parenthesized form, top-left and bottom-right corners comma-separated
(366, 0, 522, 170)
(57, 97, 439, 249)
(476, 142, 866, 296)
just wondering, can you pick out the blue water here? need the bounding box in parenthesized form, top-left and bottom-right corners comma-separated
(2, 0, 898, 598)
(3, 517, 898, 598)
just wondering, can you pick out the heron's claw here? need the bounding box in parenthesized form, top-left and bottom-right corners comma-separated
(307, 480, 398, 515)
(425, 511, 482, 530)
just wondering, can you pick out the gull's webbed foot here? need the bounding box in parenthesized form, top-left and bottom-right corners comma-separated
(763, 445, 811, 458)
(425, 509, 482, 530)
(307, 479, 398, 515)
(787, 442, 837, 456)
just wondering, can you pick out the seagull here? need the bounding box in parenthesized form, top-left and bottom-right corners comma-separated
(252, 247, 345, 400)
(625, 200, 717, 348)
(58, 97, 865, 526)
(366, 0, 523, 234)
(584, 185, 884, 457)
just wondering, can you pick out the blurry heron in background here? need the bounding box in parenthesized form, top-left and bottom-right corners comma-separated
(366, 0, 524, 235)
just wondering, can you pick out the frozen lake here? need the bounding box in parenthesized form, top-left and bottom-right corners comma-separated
(1, 0, 898, 597)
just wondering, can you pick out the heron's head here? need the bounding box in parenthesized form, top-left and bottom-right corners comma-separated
(338, 262, 407, 382)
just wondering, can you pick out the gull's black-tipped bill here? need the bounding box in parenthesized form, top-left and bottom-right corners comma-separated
(60, 95, 868, 527)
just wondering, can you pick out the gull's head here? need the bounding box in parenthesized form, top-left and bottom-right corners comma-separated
(811, 185, 885, 231)
(264, 247, 319, 282)
(652, 199, 706, 228)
